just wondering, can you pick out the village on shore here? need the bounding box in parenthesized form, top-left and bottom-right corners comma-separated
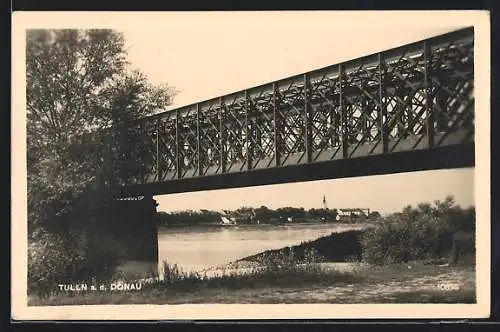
(157, 195, 382, 227)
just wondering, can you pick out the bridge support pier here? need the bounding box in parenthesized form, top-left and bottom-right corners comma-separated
(108, 195, 159, 278)
(70, 193, 159, 280)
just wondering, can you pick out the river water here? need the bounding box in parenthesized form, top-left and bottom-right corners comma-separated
(158, 223, 367, 273)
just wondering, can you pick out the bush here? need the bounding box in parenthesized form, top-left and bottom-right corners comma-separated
(362, 214, 445, 263)
(28, 229, 122, 298)
(361, 196, 475, 264)
(28, 231, 85, 297)
(256, 247, 325, 274)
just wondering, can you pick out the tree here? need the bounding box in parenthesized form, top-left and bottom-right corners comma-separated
(254, 205, 276, 222)
(26, 29, 177, 234)
(26, 29, 178, 292)
(276, 207, 306, 220)
(308, 208, 330, 220)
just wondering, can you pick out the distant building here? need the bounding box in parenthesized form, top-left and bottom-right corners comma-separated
(220, 216, 236, 225)
(336, 208, 370, 223)
(220, 209, 256, 225)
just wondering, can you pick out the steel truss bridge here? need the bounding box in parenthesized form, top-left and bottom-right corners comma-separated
(111, 27, 474, 197)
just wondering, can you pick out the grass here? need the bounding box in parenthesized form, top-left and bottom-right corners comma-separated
(28, 225, 476, 306)
(158, 268, 362, 294)
(28, 229, 477, 306)
(28, 257, 476, 306)
(240, 230, 365, 264)
(28, 271, 361, 306)
(28, 197, 477, 306)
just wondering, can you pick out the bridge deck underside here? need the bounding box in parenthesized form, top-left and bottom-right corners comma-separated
(103, 28, 475, 196)
(118, 143, 474, 196)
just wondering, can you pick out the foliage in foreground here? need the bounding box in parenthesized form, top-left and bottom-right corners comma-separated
(29, 247, 361, 301)
(28, 230, 124, 298)
(28, 259, 476, 306)
(150, 248, 359, 292)
(27, 29, 177, 297)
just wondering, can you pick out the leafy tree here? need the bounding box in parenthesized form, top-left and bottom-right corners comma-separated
(276, 207, 306, 220)
(254, 205, 276, 221)
(368, 211, 381, 219)
(26, 29, 177, 290)
(27, 29, 177, 235)
(308, 208, 333, 221)
(157, 210, 222, 226)
(236, 206, 254, 215)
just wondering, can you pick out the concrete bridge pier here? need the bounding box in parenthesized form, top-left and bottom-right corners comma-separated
(70, 193, 159, 280)
(109, 195, 159, 278)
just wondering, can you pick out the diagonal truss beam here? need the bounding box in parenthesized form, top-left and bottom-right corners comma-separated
(101, 27, 474, 188)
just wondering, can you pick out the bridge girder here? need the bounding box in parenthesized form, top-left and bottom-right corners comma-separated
(102, 27, 474, 195)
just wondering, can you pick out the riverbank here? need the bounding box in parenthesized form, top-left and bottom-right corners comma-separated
(28, 261, 475, 305)
(235, 229, 366, 265)
(28, 225, 475, 306)
(30, 244, 475, 306)
(158, 221, 375, 229)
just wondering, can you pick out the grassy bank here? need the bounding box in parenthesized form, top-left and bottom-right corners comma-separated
(237, 226, 473, 267)
(28, 196, 476, 306)
(28, 227, 476, 306)
(29, 237, 476, 306)
(28, 260, 475, 305)
(238, 229, 365, 265)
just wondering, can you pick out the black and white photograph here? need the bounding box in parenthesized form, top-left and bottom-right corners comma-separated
(11, 10, 490, 320)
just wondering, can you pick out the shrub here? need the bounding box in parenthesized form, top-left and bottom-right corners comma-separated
(28, 231, 85, 297)
(256, 247, 325, 274)
(361, 196, 475, 264)
(28, 229, 122, 298)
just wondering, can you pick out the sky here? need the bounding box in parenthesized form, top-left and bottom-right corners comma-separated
(152, 169, 475, 215)
(114, 11, 479, 214)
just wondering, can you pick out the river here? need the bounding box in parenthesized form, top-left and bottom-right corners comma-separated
(158, 223, 367, 273)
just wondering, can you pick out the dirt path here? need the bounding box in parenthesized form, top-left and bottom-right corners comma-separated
(260, 267, 475, 303)
(165, 263, 475, 304)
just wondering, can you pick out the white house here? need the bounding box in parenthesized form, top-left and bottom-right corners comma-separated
(336, 208, 370, 221)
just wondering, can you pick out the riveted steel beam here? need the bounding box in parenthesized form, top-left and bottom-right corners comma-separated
(101, 27, 474, 191)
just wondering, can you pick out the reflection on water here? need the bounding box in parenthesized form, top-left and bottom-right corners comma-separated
(158, 223, 366, 273)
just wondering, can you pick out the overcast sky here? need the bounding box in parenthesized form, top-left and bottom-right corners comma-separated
(116, 11, 477, 214)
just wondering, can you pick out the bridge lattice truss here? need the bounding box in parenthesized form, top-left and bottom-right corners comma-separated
(108, 28, 474, 186)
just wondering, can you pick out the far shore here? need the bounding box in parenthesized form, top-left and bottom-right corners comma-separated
(158, 221, 376, 230)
